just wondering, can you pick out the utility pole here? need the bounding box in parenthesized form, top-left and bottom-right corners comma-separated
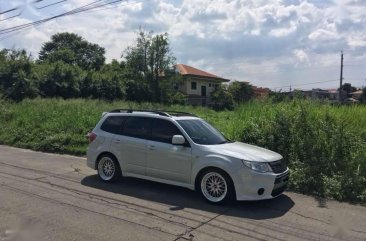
(289, 85, 292, 98)
(339, 51, 344, 102)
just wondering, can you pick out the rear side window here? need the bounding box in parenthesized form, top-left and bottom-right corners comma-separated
(100, 116, 125, 134)
(151, 119, 182, 143)
(122, 117, 151, 139)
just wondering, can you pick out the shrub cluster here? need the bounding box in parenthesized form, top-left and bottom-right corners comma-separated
(241, 100, 366, 203)
(0, 98, 365, 203)
(0, 32, 185, 104)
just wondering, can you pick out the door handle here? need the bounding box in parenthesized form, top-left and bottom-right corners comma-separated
(114, 139, 121, 143)
(148, 145, 155, 150)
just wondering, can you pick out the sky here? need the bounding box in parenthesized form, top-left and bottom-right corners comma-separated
(1, 0, 366, 91)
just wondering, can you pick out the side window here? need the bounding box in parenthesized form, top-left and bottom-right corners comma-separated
(100, 116, 125, 134)
(122, 117, 151, 139)
(151, 119, 183, 144)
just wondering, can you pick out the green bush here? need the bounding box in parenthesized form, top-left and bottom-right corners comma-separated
(0, 98, 365, 203)
(240, 100, 366, 202)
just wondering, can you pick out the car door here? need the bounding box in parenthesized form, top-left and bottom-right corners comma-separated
(110, 116, 150, 176)
(146, 118, 192, 183)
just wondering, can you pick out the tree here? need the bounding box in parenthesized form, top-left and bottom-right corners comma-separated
(339, 83, 357, 97)
(0, 49, 38, 101)
(123, 30, 176, 102)
(36, 61, 84, 98)
(39, 32, 106, 70)
(361, 87, 366, 103)
(210, 84, 234, 110)
(159, 70, 185, 104)
(228, 81, 253, 103)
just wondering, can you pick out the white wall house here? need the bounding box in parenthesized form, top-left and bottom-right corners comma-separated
(176, 64, 230, 105)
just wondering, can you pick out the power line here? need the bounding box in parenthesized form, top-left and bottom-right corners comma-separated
(0, 0, 103, 35)
(339, 51, 344, 101)
(268, 79, 339, 89)
(0, 1, 62, 16)
(0, 12, 22, 22)
(0, 7, 19, 15)
(34, 0, 67, 10)
(0, 0, 126, 37)
(344, 64, 366, 67)
(0, 0, 102, 41)
(197, 60, 345, 73)
(75, 0, 141, 14)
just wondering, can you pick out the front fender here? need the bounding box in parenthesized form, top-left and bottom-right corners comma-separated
(190, 154, 239, 188)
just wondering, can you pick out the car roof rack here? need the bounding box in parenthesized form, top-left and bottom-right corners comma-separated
(108, 109, 197, 117)
(163, 110, 197, 117)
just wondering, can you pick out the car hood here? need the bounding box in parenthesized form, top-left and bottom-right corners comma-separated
(206, 141, 282, 162)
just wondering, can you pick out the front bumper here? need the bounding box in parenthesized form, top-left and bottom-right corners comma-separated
(234, 167, 289, 201)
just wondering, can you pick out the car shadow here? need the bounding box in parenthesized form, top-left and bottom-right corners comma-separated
(81, 175, 295, 220)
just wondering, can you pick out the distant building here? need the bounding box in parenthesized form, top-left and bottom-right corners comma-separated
(351, 89, 363, 100)
(288, 88, 343, 102)
(311, 88, 332, 100)
(252, 86, 270, 98)
(176, 64, 230, 105)
(327, 89, 339, 100)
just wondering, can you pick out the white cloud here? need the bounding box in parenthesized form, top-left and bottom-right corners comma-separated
(347, 32, 366, 48)
(308, 28, 338, 41)
(293, 49, 309, 63)
(269, 24, 297, 37)
(0, 0, 366, 88)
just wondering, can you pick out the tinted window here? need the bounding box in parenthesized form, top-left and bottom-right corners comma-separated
(151, 119, 182, 143)
(177, 119, 227, 145)
(100, 116, 125, 134)
(122, 117, 150, 139)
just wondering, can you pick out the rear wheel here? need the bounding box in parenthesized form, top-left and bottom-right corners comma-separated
(97, 154, 121, 182)
(198, 168, 234, 204)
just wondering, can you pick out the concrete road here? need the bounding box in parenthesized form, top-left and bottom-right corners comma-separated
(0, 145, 365, 241)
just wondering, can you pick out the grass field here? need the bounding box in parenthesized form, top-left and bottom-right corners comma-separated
(1, 98, 366, 203)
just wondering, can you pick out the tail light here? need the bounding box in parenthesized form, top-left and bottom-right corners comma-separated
(87, 132, 97, 143)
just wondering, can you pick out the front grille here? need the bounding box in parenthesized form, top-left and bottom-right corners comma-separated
(268, 159, 287, 174)
(271, 171, 289, 196)
(271, 185, 287, 196)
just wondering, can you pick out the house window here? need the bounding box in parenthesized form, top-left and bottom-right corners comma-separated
(191, 81, 197, 90)
(209, 83, 212, 87)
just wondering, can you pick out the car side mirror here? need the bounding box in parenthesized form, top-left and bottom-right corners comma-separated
(172, 135, 185, 145)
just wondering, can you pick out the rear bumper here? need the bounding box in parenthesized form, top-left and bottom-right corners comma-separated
(234, 168, 289, 201)
(86, 146, 98, 170)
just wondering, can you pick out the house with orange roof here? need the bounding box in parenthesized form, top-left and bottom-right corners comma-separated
(176, 64, 230, 105)
(252, 86, 270, 98)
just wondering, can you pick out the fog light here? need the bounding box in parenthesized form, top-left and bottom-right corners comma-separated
(257, 188, 264, 195)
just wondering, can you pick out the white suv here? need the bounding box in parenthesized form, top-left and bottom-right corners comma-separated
(86, 109, 289, 204)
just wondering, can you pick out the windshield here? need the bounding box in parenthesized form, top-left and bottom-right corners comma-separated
(177, 119, 228, 145)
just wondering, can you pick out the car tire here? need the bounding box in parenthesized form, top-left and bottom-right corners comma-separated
(198, 168, 235, 204)
(97, 154, 121, 183)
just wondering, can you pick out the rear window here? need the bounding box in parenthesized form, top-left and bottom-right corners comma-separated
(122, 117, 151, 139)
(100, 116, 125, 134)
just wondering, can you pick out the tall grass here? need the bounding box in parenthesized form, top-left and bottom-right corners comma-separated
(1, 98, 365, 203)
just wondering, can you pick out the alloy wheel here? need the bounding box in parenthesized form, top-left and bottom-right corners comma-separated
(200, 172, 228, 203)
(98, 157, 116, 181)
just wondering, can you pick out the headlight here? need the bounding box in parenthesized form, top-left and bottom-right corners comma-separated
(242, 160, 272, 173)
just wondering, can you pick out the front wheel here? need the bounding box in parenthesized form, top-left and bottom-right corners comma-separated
(199, 169, 234, 204)
(97, 154, 121, 182)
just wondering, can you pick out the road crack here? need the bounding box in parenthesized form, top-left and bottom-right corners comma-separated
(173, 208, 230, 241)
